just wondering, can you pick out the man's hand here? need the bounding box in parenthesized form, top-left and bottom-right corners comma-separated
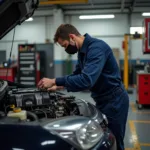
(38, 78, 56, 89)
(47, 85, 64, 92)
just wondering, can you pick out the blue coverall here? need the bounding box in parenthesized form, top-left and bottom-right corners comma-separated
(56, 33, 129, 150)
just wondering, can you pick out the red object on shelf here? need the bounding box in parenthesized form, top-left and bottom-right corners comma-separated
(0, 68, 15, 82)
(136, 72, 150, 105)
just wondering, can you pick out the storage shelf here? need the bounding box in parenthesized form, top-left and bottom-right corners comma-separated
(18, 44, 37, 86)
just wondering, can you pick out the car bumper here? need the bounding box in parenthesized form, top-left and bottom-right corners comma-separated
(92, 130, 116, 150)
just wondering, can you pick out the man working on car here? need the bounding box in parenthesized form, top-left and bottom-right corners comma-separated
(38, 24, 129, 150)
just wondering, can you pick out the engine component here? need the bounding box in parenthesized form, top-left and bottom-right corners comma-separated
(26, 111, 38, 121)
(7, 88, 52, 107)
(0, 80, 8, 101)
(6, 88, 80, 120)
(7, 109, 27, 121)
(0, 111, 5, 118)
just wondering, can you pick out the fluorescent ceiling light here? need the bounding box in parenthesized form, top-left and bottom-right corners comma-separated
(79, 15, 115, 19)
(142, 13, 150, 16)
(25, 17, 33, 22)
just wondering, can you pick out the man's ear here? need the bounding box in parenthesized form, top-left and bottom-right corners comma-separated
(69, 34, 75, 40)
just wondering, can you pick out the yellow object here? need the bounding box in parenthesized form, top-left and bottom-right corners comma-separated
(129, 120, 141, 150)
(123, 34, 143, 90)
(7, 110, 27, 120)
(124, 35, 128, 90)
(40, 0, 88, 5)
(10, 105, 15, 109)
(13, 107, 21, 113)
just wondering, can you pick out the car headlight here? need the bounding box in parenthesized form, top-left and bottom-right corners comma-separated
(43, 116, 104, 150)
(76, 120, 103, 149)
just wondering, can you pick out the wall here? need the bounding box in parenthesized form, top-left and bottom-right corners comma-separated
(0, 14, 69, 77)
(66, 13, 150, 74)
(65, 14, 129, 60)
(130, 13, 150, 60)
(0, 17, 52, 60)
(0, 10, 149, 77)
(1, 13, 148, 61)
(65, 14, 150, 61)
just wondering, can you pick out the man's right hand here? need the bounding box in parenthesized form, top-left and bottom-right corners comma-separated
(47, 85, 64, 92)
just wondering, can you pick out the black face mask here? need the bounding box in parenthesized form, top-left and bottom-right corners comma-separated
(65, 44, 78, 54)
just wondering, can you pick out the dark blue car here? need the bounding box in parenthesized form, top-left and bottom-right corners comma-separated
(0, 80, 116, 150)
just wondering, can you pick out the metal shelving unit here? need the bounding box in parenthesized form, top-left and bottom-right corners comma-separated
(18, 44, 36, 86)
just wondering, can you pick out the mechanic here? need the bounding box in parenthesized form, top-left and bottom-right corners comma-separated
(38, 24, 129, 150)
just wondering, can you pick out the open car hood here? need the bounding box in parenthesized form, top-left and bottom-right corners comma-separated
(0, 0, 39, 40)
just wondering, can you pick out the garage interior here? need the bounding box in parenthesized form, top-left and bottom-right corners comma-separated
(0, 0, 150, 150)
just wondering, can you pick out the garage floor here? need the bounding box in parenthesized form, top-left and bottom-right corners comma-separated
(63, 88, 150, 150)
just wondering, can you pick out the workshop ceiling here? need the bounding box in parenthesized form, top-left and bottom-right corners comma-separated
(38, 0, 150, 15)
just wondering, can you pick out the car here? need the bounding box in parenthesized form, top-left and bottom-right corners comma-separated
(0, 1, 116, 150)
(0, 80, 116, 150)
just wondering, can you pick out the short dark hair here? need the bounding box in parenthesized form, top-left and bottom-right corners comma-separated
(54, 24, 81, 43)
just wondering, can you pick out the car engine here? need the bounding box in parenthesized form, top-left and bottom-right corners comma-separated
(0, 80, 91, 122)
(0, 79, 109, 132)
(7, 88, 80, 119)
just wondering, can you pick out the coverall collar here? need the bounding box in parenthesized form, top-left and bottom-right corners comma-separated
(80, 33, 91, 54)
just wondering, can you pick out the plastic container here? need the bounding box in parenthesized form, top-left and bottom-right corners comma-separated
(7, 110, 27, 120)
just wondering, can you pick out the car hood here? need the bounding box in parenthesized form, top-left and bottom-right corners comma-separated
(0, 0, 39, 40)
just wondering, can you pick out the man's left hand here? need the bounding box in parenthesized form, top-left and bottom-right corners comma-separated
(38, 78, 55, 89)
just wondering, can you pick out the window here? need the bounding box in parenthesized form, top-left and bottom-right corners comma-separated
(130, 27, 143, 34)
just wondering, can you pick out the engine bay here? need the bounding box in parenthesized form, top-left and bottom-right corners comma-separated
(7, 88, 80, 119)
(0, 80, 91, 122)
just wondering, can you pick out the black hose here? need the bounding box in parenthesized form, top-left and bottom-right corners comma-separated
(26, 111, 38, 121)
(34, 109, 47, 118)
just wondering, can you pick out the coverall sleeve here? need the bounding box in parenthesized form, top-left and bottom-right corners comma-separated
(72, 61, 81, 75)
(56, 44, 107, 92)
